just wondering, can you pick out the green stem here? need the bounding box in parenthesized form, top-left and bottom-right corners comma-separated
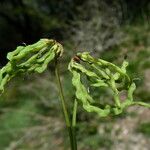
(72, 99, 78, 150)
(72, 99, 78, 127)
(132, 101, 150, 108)
(55, 59, 77, 150)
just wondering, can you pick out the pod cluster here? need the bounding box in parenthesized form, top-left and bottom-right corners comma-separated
(0, 40, 149, 115)
(69, 52, 150, 117)
(0, 39, 63, 93)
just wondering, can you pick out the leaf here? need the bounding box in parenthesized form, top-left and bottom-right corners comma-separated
(69, 52, 150, 117)
(90, 79, 108, 87)
(0, 39, 63, 93)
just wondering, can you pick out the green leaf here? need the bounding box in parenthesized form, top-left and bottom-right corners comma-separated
(0, 39, 63, 93)
(69, 52, 150, 117)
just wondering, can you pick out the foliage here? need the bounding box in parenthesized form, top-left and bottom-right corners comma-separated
(0, 34, 150, 150)
(0, 39, 63, 93)
(0, 1, 150, 149)
(69, 52, 149, 117)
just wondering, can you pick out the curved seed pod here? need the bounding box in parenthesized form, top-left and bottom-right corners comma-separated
(69, 52, 150, 117)
(0, 39, 63, 93)
(77, 52, 131, 86)
(70, 69, 110, 117)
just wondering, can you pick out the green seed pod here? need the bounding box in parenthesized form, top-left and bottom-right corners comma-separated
(69, 52, 150, 117)
(0, 39, 63, 93)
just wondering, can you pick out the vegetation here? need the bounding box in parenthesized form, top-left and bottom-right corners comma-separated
(0, 0, 150, 150)
(0, 34, 150, 149)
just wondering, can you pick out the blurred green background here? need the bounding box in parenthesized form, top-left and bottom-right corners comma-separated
(0, 0, 150, 150)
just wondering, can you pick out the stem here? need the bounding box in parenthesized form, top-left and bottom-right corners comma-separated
(132, 101, 150, 108)
(72, 99, 78, 150)
(55, 60, 70, 127)
(55, 59, 77, 150)
(72, 99, 78, 127)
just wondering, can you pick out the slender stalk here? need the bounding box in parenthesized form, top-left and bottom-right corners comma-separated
(55, 60, 70, 127)
(55, 59, 77, 150)
(72, 99, 78, 149)
(72, 99, 78, 127)
(132, 101, 150, 108)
